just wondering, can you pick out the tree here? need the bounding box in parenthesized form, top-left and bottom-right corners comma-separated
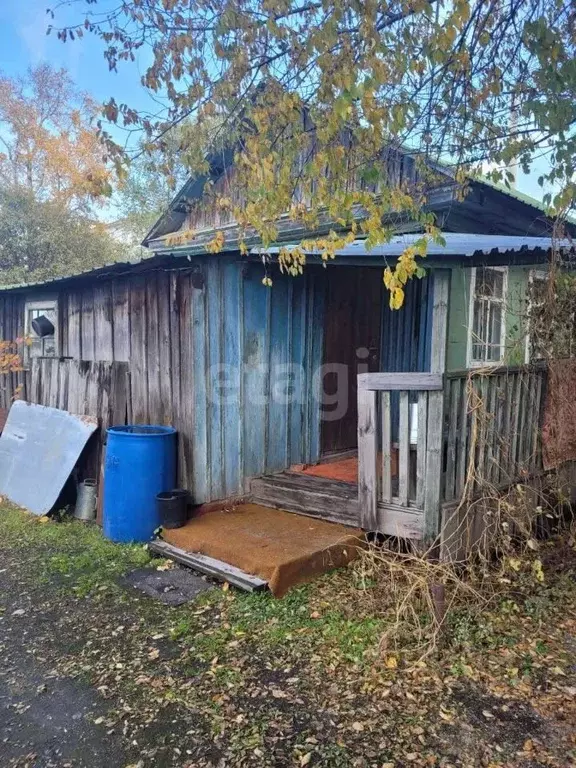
(0, 187, 121, 285)
(114, 117, 227, 244)
(53, 1, 576, 305)
(0, 64, 113, 214)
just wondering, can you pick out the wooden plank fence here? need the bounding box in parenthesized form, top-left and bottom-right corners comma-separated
(442, 364, 547, 502)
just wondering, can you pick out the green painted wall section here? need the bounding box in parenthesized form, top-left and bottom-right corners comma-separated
(445, 264, 537, 372)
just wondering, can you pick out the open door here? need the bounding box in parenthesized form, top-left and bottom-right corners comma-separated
(321, 266, 383, 455)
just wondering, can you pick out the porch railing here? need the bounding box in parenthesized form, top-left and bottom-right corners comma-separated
(357, 372, 444, 540)
(357, 364, 548, 542)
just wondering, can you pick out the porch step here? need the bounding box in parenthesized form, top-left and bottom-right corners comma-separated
(249, 471, 359, 527)
(149, 540, 268, 592)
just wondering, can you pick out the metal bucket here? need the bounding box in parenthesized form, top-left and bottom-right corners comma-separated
(74, 478, 97, 521)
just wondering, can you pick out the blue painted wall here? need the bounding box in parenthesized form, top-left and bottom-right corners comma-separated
(380, 272, 433, 440)
(188, 257, 324, 502)
(381, 272, 433, 373)
(187, 258, 431, 502)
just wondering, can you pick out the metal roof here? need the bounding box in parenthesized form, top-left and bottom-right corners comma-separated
(253, 233, 574, 259)
(1, 232, 572, 295)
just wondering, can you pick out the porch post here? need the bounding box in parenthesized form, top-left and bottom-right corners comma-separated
(424, 269, 450, 542)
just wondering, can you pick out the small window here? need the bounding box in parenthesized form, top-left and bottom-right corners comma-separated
(467, 267, 507, 367)
(24, 298, 59, 365)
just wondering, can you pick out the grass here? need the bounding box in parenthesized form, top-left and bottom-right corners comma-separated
(0, 501, 152, 596)
(0, 502, 384, 663)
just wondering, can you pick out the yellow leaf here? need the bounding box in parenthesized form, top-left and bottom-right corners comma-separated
(532, 559, 545, 583)
(385, 655, 398, 669)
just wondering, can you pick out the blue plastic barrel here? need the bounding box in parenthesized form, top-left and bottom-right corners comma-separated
(103, 425, 177, 542)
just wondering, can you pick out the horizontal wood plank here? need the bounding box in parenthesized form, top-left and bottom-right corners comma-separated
(358, 372, 443, 391)
(149, 540, 268, 592)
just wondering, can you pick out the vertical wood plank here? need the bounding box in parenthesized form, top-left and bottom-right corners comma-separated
(30, 358, 41, 404)
(146, 274, 161, 424)
(531, 370, 544, 471)
(93, 283, 114, 361)
(129, 277, 148, 423)
(57, 360, 69, 410)
(180, 273, 196, 495)
(485, 375, 498, 485)
(59, 290, 69, 357)
(398, 391, 410, 506)
(509, 371, 521, 478)
(67, 292, 82, 360)
(48, 358, 59, 408)
(416, 390, 428, 509)
(81, 288, 95, 361)
(157, 271, 173, 425)
(444, 377, 460, 501)
(169, 274, 183, 485)
(112, 280, 130, 362)
(109, 362, 129, 426)
(380, 391, 392, 502)
(357, 388, 378, 530)
(425, 270, 449, 541)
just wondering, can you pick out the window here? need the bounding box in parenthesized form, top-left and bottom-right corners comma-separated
(467, 267, 507, 367)
(24, 298, 59, 364)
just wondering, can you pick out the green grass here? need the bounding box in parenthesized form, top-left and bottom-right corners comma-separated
(0, 503, 152, 596)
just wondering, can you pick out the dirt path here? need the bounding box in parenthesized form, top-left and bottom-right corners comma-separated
(0, 562, 129, 768)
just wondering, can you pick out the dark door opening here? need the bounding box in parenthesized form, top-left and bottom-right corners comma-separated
(320, 266, 383, 456)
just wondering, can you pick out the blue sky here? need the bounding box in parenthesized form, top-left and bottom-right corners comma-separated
(0, 0, 158, 150)
(0, 1, 554, 202)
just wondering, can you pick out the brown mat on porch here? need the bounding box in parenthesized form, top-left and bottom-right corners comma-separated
(300, 450, 399, 484)
(162, 503, 364, 597)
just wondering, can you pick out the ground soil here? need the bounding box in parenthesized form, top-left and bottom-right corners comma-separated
(1, 507, 575, 768)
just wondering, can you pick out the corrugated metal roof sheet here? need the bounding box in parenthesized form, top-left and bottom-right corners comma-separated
(253, 233, 574, 258)
(2, 232, 572, 295)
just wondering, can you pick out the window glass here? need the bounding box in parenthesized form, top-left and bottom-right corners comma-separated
(469, 268, 506, 365)
(24, 301, 58, 363)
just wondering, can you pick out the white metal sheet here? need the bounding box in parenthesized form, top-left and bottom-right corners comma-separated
(0, 401, 97, 516)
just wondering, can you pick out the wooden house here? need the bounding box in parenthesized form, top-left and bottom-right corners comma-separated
(0, 153, 574, 554)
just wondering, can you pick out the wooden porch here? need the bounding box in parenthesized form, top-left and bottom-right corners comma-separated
(251, 362, 548, 548)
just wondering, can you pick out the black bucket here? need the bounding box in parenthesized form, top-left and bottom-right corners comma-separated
(31, 314, 55, 337)
(156, 489, 189, 529)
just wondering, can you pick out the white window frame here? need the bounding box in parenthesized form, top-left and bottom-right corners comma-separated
(466, 266, 508, 368)
(524, 269, 548, 364)
(24, 297, 59, 366)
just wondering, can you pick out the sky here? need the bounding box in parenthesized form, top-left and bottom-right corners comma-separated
(0, 0, 158, 149)
(0, 1, 555, 205)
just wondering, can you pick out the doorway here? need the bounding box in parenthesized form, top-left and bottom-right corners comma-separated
(320, 266, 383, 456)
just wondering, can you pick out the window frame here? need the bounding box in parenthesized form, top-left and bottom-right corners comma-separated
(466, 266, 508, 368)
(23, 296, 60, 367)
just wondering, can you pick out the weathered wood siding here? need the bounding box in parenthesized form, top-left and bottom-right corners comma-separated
(0, 258, 325, 503)
(0, 293, 25, 410)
